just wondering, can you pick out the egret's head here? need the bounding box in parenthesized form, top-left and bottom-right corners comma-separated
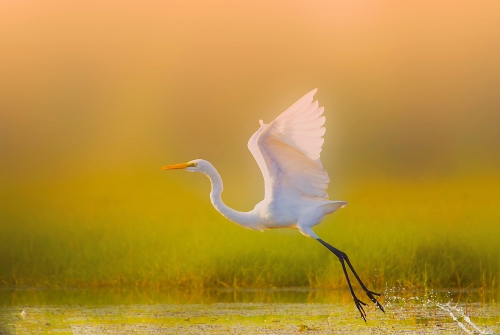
(160, 159, 205, 173)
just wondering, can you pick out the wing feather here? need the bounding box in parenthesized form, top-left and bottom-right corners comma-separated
(248, 89, 330, 200)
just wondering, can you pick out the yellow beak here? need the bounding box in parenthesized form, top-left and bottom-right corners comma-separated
(160, 163, 189, 170)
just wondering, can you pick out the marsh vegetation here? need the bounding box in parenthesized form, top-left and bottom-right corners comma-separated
(1, 174, 498, 292)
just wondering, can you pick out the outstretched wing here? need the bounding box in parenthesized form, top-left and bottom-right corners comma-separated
(247, 89, 330, 201)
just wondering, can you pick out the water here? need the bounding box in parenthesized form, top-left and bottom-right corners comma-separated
(0, 287, 498, 334)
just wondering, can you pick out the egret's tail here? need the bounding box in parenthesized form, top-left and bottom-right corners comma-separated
(323, 201, 348, 215)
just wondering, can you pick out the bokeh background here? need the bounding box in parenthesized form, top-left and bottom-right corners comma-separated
(1, 1, 499, 296)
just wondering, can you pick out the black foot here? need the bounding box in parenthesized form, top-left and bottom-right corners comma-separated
(365, 290, 385, 313)
(354, 296, 368, 322)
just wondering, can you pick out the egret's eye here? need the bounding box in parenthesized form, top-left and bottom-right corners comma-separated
(187, 162, 197, 167)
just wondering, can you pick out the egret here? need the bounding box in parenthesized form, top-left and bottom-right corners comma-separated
(161, 89, 384, 321)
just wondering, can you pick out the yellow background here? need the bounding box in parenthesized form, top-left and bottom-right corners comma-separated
(0, 1, 499, 291)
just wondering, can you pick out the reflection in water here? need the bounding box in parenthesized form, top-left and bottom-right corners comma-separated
(0, 287, 371, 306)
(0, 286, 498, 307)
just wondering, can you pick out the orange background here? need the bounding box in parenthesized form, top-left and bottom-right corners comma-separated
(1, 0, 499, 200)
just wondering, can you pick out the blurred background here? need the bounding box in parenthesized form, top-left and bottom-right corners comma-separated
(0, 0, 499, 296)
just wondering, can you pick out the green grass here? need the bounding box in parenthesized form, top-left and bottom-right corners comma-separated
(0, 172, 499, 292)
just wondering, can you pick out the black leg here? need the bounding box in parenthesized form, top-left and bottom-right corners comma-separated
(342, 253, 385, 313)
(338, 249, 368, 321)
(317, 238, 385, 320)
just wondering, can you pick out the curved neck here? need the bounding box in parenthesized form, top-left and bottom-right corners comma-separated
(201, 163, 261, 230)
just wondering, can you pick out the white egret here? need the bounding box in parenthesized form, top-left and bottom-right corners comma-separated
(161, 89, 384, 321)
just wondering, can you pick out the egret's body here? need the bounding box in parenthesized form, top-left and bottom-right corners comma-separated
(191, 158, 347, 234)
(162, 89, 384, 321)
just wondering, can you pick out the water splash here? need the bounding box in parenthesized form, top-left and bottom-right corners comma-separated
(437, 302, 494, 335)
(383, 285, 496, 334)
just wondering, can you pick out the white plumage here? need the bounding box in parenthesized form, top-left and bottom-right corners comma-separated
(248, 89, 328, 199)
(162, 89, 384, 321)
(246, 89, 345, 237)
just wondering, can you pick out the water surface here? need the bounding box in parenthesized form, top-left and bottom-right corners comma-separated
(0, 288, 498, 334)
